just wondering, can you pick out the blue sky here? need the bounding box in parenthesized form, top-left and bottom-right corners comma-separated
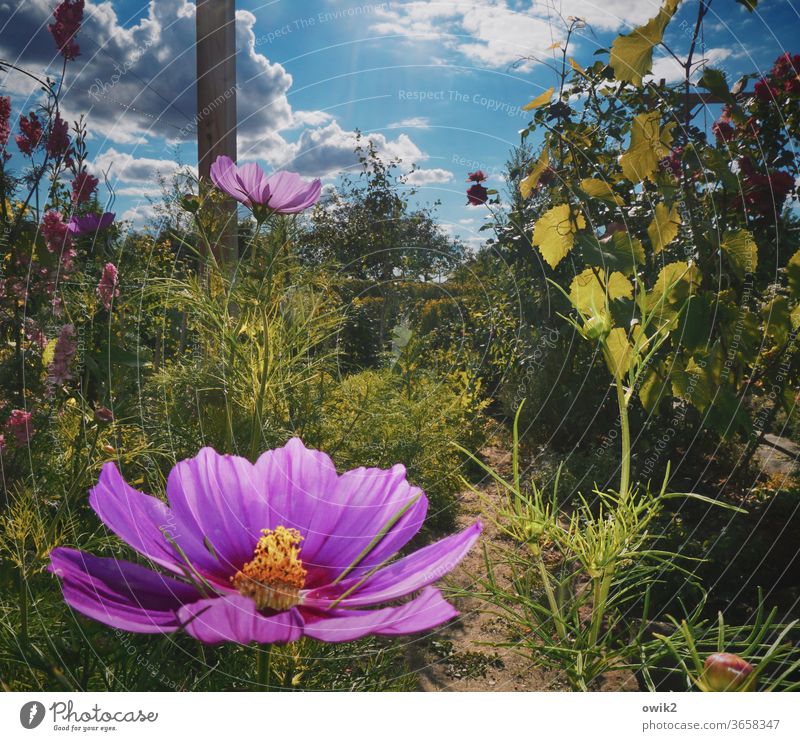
(1, 0, 798, 248)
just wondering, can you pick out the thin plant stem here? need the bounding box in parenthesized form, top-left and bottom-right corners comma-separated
(616, 378, 631, 499)
(256, 645, 272, 691)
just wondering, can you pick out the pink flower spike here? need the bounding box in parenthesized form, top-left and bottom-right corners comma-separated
(49, 0, 84, 61)
(47, 324, 77, 391)
(7, 409, 34, 446)
(96, 263, 119, 311)
(72, 170, 99, 203)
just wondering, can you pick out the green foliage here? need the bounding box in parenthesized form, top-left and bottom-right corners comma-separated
(509, 6, 800, 445)
(299, 135, 464, 282)
(316, 367, 486, 532)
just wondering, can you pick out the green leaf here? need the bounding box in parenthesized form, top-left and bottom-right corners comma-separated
(620, 111, 672, 183)
(721, 229, 758, 278)
(646, 261, 701, 329)
(106, 344, 153, 369)
(577, 231, 645, 275)
(609, 0, 682, 86)
(697, 68, 736, 106)
(705, 388, 752, 439)
(647, 202, 681, 253)
(639, 361, 668, 414)
(579, 178, 623, 205)
(787, 249, 800, 299)
(735, 0, 758, 10)
(523, 87, 554, 110)
(532, 204, 586, 269)
(671, 356, 713, 411)
(762, 296, 792, 347)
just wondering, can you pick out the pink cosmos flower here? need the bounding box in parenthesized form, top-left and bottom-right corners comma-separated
(210, 155, 321, 216)
(48, 439, 481, 644)
(68, 211, 115, 237)
(71, 170, 99, 203)
(7, 409, 34, 446)
(16, 112, 44, 155)
(96, 262, 119, 310)
(49, 0, 84, 61)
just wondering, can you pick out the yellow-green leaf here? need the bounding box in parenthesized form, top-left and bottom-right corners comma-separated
(639, 362, 667, 414)
(786, 248, 800, 298)
(532, 204, 586, 269)
(647, 201, 681, 253)
(653, 261, 701, 302)
(570, 268, 633, 318)
(523, 87, 554, 111)
(603, 327, 634, 378)
(42, 338, 57, 369)
(580, 178, 623, 205)
(721, 229, 758, 278)
(609, 0, 682, 86)
(620, 111, 671, 183)
(569, 57, 587, 77)
(520, 147, 550, 200)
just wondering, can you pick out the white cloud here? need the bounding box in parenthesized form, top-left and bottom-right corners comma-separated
(276, 120, 426, 176)
(0, 1, 436, 182)
(0, 1, 295, 148)
(369, 1, 665, 70)
(91, 148, 184, 186)
(386, 117, 432, 130)
(404, 167, 453, 185)
(120, 202, 159, 227)
(650, 47, 734, 83)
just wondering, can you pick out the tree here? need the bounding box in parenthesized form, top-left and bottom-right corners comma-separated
(300, 135, 464, 281)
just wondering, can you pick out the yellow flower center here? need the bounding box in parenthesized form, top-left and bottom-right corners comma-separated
(231, 526, 307, 611)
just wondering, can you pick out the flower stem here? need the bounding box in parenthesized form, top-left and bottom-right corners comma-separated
(256, 645, 272, 691)
(616, 379, 631, 499)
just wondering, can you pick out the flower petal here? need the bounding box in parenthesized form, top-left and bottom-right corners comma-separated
(301, 586, 457, 642)
(210, 155, 248, 204)
(89, 461, 205, 577)
(305, 520, 482, 607)
(265, 171, 321, 213)
(236, 163, 267, 204)
(166, 448, 276, 577)
(251, 438, 342, 565)
(177, 594, 304, 644)
(305, 463, 428, 583)
(48, 547, 198, 634)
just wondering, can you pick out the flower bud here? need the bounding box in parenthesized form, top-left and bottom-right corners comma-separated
(702, 652, 754, 691)
(583, 313, 611, 340)
(94, 406, 114, 424)
(180, 194, 200, 213)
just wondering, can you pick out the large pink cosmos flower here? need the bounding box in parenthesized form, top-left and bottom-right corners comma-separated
(49, 439, 481, 644)
(68, 211, 115, 236)
(210, 156, 321, 216)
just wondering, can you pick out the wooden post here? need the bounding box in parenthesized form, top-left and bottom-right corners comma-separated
(196, 0, 238, 269)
